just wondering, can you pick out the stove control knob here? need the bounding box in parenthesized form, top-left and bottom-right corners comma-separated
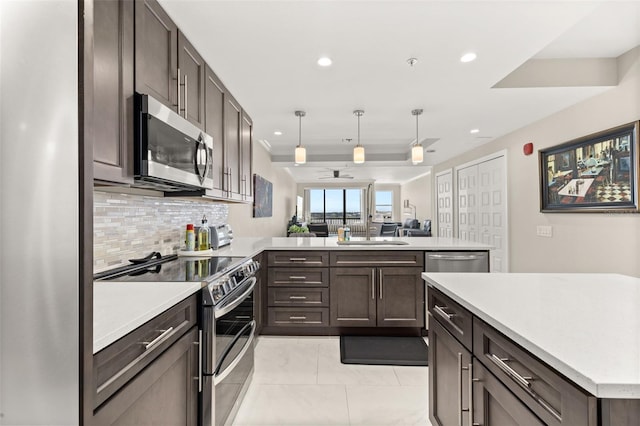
(221, 278, 231, 293)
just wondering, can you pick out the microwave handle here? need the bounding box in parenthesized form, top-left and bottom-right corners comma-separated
(195, 136, 209, 185)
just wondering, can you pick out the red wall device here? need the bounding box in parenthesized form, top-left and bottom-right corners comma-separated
(523, 142, 533, 155)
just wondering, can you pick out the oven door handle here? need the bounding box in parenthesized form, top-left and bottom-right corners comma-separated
(213, 320, 256, 385)
(214, 277, 256, 319)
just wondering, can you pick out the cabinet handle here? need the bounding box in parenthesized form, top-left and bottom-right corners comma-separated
(176, 68, 181, 114)
(184, 73, 188, 118)
(289, 296, 307, 300)
(379, 269, 383, 299)
(289, 316, 307, 320)
(195, 330, 202, 393)
(434, 304, 455, 321)
(142, 327, 174, 350)
(489, 354, 532, 388)
(289, 276, 307, 280)
(457, 353, 464, 426)
(371, 269, 375, 299)
(289, 257, 307, 261)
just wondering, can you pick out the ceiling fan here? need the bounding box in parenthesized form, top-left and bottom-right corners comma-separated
(319, 169, 354, 179)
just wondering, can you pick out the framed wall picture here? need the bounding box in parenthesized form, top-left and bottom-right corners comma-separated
(539, 121, 639, 212)
(253, 174, 273, 217)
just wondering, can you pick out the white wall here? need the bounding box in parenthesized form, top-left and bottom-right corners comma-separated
(433, 46, 640, 277)
(227, 141, 298, 237)
(400, 173, 433, 225)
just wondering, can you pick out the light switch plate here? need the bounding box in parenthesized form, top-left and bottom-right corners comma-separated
(536, 225, 553, 238)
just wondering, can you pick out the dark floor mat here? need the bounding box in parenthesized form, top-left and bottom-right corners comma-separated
(340, 335, 428, 366)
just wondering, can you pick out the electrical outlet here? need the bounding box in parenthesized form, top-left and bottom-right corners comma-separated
(536, 225, 553, 238)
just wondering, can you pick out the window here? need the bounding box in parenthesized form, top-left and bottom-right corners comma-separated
(308, 188, 362, 224)
(375, 191, 393, 221)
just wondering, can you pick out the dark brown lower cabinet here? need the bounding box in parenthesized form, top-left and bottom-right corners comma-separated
(92, 327, 199, 425)
(473, 359, 545, 426)
(428, 313, 472, 426)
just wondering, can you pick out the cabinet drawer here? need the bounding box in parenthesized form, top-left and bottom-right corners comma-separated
(268, 267, 329, 287)
(330, 251, 423, 267)
(267, 251, 329, 267)
(268, 287, 329, 307)
(428, 286, 472, 351)
(267, 307, 329, 327)
(93, 294, 198, 409)
(473, 318, 596, 426)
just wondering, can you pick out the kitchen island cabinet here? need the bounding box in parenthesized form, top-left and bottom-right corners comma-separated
(423, 272, 640, 426)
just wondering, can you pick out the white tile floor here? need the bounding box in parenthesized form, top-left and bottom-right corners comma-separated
(233, 336, 433, 426)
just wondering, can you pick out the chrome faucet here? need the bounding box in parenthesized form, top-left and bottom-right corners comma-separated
(366, 183, 373, 240)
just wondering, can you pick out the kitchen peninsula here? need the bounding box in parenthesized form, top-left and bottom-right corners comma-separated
(423, 272, 640, 425)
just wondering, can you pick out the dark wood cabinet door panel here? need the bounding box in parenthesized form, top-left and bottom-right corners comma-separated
(135, 0, 177, 111)
(268, 268, 329, 287)
(376, 267, 424, 327)
(204, 65, 225, 193)
(93, 0, 134, 184)
(268, 287, 329, 307)
(330, 251, 424, 267)
(177, 31, 205, 128)
(92, 327, 198, 425)
(267, 307, 329, 327)
(329, 267, 376, 327)
(267, 251, 329, 267)
(473, 359, 545, 426)
(473, 317, 596, 426)
(240, 111, 253, 199)
(429, 315, 472, 426)
(224, 94, 241, 196)
(428, 285, 473, 351)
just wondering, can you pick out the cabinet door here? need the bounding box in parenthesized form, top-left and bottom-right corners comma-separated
(135, 0, 177, 111)
(92, 327, 199, 425)
(429, 315, 472, 426)
(204, 65, 226, 194)
(241, 111, 253, 200)
(329, 267, 376, 327)
(376, 267, 424, 327)
(224, 95, 241, 198)
(473, 359, 545, 426)
(93, 0, 134, 184)
(177, 31, 205, 128)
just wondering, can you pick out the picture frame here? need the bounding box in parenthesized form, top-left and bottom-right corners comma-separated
(253, 174, 273, 217)
(539, 121, 639, 213)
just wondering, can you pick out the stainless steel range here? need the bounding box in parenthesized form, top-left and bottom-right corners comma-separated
(95, 252, 260, 426)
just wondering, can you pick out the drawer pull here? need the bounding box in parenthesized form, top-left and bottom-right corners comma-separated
(428, 254, 481, 261)
(289, 276, 307, 280)
(434, 304, 455, 321)
(289, 316, 307, 320)
(235, 315, 251, 320)
(289, 296, 307, 300)
(489, 354, 533, 388)
(142, 327, 174, 350)
(289, 257, 307, 261)
(371, 269, 375, 299)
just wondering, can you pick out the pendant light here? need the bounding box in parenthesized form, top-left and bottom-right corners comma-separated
(353, 110, 365, 164)
(294, 110, 306, 164)
(411, 109, 424, 164)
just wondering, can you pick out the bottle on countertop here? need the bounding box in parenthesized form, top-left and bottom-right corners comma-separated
(337, 227, 345, 242)
(185, 224, 195, 251)
(344, 226, 350, 241)
(198, 215, 210, 251)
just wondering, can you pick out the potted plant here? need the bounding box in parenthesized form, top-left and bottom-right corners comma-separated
(288, 224, 309, 234)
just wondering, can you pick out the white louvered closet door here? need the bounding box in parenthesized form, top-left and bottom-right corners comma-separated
(435, 170, 453, 238)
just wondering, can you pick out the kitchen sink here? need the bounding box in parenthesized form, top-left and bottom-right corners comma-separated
(336, 240, 410, 246)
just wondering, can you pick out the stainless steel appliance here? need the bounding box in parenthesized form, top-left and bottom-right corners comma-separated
(425, 251, 489, 273)
(134, 93, 214, 191)
(95, 253, 260, 426)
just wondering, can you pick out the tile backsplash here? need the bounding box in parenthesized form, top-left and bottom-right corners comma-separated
(93, 191, 228, 272)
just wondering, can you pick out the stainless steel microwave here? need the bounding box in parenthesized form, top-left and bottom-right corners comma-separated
(134, 93, 213, 191)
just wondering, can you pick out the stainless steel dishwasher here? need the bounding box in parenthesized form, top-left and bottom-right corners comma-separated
(424, 251, 489, 272)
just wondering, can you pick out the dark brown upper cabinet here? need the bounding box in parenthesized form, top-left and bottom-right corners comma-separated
(224, 94, 242, 200)
(134, 0, 178, 112)
(93, 0, 134, 185)
(177, 31, 205, 128)
(204, 65, 226, 197)
(241, 110, 253, 201)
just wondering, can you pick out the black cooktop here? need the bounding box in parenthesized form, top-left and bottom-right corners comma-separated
(94, 253, 246, 283)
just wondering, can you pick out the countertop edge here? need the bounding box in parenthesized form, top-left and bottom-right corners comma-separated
(422, 273, 640, 399)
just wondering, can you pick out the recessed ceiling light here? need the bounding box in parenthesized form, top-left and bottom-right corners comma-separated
(460, 52, 477, 63)
(273, 130, 282, 136)
(470, 129, 480, 134)
(317, 57, 332, 67)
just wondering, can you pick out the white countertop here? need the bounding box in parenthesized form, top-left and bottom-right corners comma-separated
(422, 272, 640, 399)
(212, 236, 492, 258)
(93, 281, 203, 354)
